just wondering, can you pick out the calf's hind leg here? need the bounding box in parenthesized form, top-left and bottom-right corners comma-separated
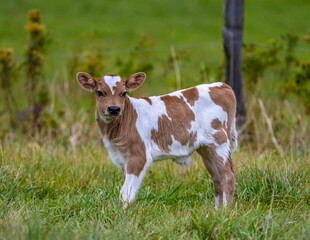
(197, 146, 236, 208)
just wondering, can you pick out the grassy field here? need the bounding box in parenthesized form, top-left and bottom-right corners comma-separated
(0, 138, 309, 239)
(0, 139, 309, 239)
(0, 0, 310, 239)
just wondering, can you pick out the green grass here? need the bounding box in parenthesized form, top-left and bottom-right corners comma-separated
(0, 139, 309, 239)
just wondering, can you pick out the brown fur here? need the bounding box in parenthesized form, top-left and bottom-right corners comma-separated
(181, 87, 199, 106)
(151, 95, 197, 153)
(139, 97, 152, 105)
(211, 118, 229, 145)
(209, 84, 236, 148)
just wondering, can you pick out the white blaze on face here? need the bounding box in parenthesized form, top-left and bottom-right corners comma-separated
(103, 75, 122, 94)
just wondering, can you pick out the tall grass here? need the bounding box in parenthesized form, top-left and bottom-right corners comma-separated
(0, 139, 309, 239)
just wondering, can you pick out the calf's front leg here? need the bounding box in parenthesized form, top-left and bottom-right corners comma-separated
(120, 157, 148, 208)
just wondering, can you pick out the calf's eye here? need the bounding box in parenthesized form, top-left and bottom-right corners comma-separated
(120, 91, 127, 98)
(97, 91, 104, 97)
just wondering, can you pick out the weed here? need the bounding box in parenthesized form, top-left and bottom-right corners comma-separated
(0, 48, 16, 127)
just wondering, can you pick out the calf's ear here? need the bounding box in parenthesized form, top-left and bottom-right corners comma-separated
(125, 72, 146, 92)
(76, 72, 97, 92)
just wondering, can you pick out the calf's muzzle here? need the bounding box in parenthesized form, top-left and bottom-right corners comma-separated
(107, 106, 121, 116)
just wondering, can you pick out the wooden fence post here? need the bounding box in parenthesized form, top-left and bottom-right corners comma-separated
(223, 0, 246, 127)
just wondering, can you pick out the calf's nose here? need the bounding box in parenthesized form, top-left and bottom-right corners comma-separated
(107, 106, 121, 115)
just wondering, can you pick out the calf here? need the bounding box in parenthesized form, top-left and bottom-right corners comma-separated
(77, 72, 237, 208)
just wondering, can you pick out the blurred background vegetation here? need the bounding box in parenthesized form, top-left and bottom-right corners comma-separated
(0, 0, 309, 154)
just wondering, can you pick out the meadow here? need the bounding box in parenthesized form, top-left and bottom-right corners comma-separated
(0, 0, 309, 239)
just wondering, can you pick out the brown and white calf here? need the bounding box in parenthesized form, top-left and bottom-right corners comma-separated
(77, 72, 237, 208)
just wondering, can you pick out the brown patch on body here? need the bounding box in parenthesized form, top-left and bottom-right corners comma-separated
(151, 95, 197, 153)
(97, 97, 146, 177)
(211, 118, 228, 145)
(209, 84, 236, 147)
(209, 84, 236, 119)
(181, 87, 199, 106)
(139, 97, 152, 105)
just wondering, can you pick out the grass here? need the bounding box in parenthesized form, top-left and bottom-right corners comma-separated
(0, 139, 309, 239)
(0, 0, 310, 239)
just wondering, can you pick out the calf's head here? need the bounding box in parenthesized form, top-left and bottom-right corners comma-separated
(76, 72, 146, 123)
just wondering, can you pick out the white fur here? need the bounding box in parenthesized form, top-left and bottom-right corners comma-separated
(223, 192, 227, 206)
(215, 192, 227, 210)
(121, 174, 140, 205)
(169, 135, 196, 156)
(121, 162, 150, 207)
(215, 142, 231, 164)
(103, 75, 122, 94)
(103, 137, 126, 167)
(215, 195, 220, 210)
